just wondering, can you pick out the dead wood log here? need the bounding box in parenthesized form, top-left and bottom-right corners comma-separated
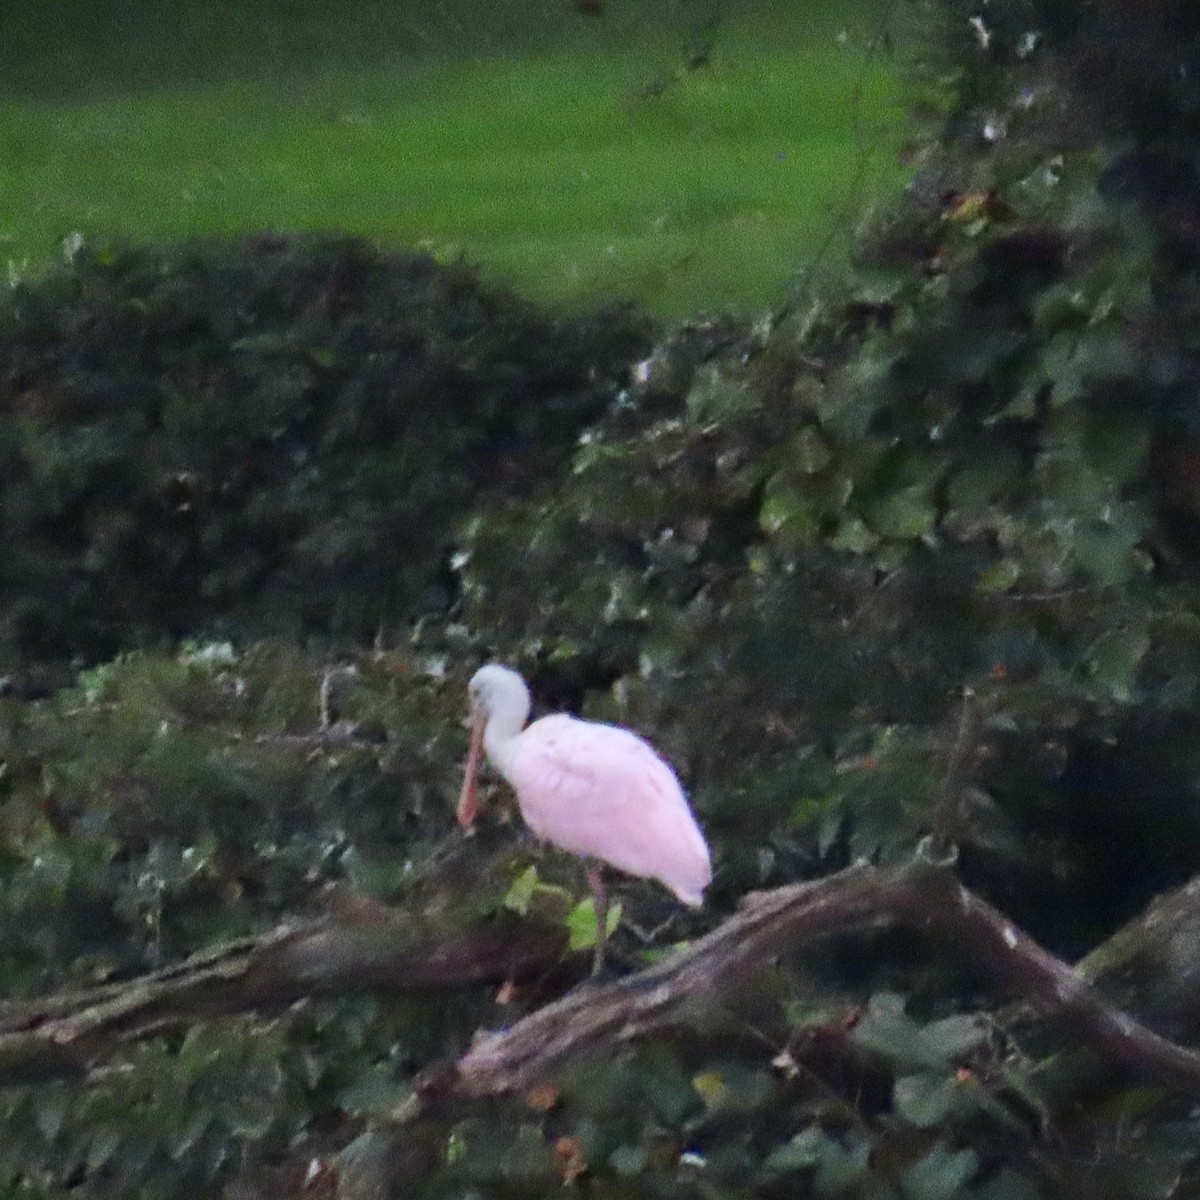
(7, 856, 1200, 1108)
(0, 893, 567, 1088)
(436, 860, 1200, 1100)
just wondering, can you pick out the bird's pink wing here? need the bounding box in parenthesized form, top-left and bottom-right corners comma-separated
(507, 715, 711, 904)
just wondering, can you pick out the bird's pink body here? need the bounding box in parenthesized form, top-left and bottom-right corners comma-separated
(456, 664, 711, 908)
(505, 714, 710, 905)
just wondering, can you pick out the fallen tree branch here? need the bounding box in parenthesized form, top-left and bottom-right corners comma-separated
(7, 858, 1200, 1107)
(0, 889, 567, 1088)
(437, 860, 1200, 1099)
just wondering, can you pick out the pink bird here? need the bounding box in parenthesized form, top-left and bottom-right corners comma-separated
(456, 663, 711, 974)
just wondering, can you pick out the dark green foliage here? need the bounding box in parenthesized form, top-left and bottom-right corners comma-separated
(0, 646, 466, 996)
(0, 645, 509, 1196)
(7, 1, 1200, 1198)
(0, 235, 649, 668)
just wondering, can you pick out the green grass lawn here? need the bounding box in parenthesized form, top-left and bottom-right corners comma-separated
(1, 0, 908, 317)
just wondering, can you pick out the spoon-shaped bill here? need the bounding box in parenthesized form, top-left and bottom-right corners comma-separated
(457, 711, 485, 830)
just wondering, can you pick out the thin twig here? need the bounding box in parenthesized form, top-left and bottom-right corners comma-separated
(927, 687, 985, 860)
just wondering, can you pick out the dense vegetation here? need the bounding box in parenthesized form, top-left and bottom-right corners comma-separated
(0, 234, 647, 670)
(3, 0, 1200, 1197)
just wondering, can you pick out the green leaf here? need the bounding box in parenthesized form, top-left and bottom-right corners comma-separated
(1040, 327, 1139, 409)
(685, 364, 761, 423)
(1083, 413, 1150, 486)
(567, 897, 622, 951)
(1040, 333, 1085, 407)
(820, 339, 901, 439)
(901, 1144, 979, 1200)
(609, 1143, 649, 1176)
(828, 516, 879, 554)
(230, 331, 299, 354)
(35, 1086, 71, 1142)
(946, 451, 1022, 514)
(338, 1066, 413, 1115)
(638, 1049, 704, 1125)
(790, 792, 838, 829)
(760, 482, 820, 538)
(169, 1110, 212, 1161)
(86, 1128, 123, 1173)
(941, 330, 1024, 385)
(764, 1126, 825, 1172)
(814, 1133, 871, 1195)
(1084, 626, 1150, 701)
(893, 1073, 975, 1129)
(503, 865, 540, 915)
(972, 1169, 1046, 1200)
(865, 484, 937, 540)
(976, 558, 1021, 593)
(1038, 457, 1112, 510)
(765, 1127, 871, 1192)
(1071, 513, 1145, 587)
(342, 847, 409, 899)
(793, 426, 833, 475)
(851, 994, 986, 1072)
(922, 1013, 992, 1059)
(1030, 283, 1089, 335)
(1075, 326, 1139, 383)
(306, 345, 338, 370)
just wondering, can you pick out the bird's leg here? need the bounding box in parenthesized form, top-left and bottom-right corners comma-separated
(586, 863, 608, 977)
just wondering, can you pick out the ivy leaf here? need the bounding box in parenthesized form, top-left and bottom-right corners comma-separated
(828, 516, 879, 554)
(685, 364, 761, 423)
(973, 1170, 1047, 1200)
(820, 339, 901, 439)
(1084, 626, 1150, 701)
(946, 449, 1023, 515)
(1075, 326, 1139, 383)
(763, 1126, 829, 1172)
(504, 865, 540, 915)
(760, 483, 820, 538)
(609, 1143, 649, 1176)
(169, 1110, 213, 1161)
(894, 1073, 976, 1129)
(901, 1144, 979, 1200)
(865, 484, 938, 540)
(34, 1086, 71, 1142)
(1083, 413, 1150, 486)
(923, 1013, 993, 1058)
(567, 898, 622, 951)
(851, 994, 986, 1071)
(86, 1127, 123, 1173)
(976, 558, 1021, 593)
(338, 1066, 413, 1115)
(792, 426, 833, 475)
(1040, 333, 1085, 407)
(637, 1049, 704, 1126)
(1071, 512, 1147, 587)
(691, 1070, 725, 1108)
(765, 1127, 871, 1192)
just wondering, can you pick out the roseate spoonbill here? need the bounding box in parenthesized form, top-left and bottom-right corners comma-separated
(456, 664, 711, 974)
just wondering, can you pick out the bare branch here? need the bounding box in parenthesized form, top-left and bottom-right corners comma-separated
(0, 899, 566, 1088)
(927, 687, 986, 859)
(436, 861, 1200, 1100)
(7, 858, 1200, 1111)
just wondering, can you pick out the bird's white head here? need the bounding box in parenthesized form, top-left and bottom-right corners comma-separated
(467, 663, 532, 730)
(456, 664, 532, 831)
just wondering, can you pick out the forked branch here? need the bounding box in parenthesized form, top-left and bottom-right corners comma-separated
(437, 861, 1200, 1099)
